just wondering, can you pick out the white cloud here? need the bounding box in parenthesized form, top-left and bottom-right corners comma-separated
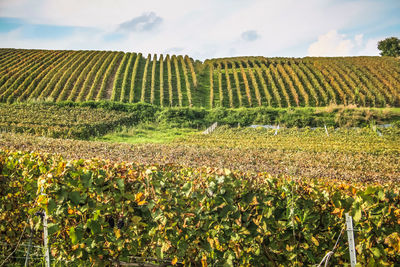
(241, 30, 260, 42)
(0, 0, 390, 59)
(117, 12, 163, 33)
(307, 30, 380, 56)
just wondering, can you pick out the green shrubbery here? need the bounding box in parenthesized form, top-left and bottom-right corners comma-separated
(0, 101, 399, 139)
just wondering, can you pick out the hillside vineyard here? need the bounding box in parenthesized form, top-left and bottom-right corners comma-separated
(1, 48, 400, 107)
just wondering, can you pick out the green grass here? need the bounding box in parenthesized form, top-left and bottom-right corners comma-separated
(94, 123, 199, 144)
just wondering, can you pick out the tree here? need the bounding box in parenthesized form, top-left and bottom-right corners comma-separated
(378, 37, 400, 57)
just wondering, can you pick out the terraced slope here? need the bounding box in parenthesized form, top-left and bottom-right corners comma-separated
(1, 48, 400, 108)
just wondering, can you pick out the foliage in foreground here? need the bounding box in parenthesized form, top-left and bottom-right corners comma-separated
(1, 150, 399, 266)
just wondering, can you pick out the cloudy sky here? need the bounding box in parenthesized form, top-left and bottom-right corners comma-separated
(0, 0, 399, 60)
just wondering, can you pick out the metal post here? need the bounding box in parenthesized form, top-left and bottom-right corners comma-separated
(324, 125, 329, 136)
(24, 224, 33, 267)
(345, 213, 357, 267)
(43, 210, 50, 267)
(274, 125, 279, 135)
(40, 187, 51, 267)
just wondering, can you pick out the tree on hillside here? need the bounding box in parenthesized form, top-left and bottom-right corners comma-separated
(378, 37, 400, 57)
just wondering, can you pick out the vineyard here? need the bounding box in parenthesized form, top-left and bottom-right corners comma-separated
(1, 47, 400, 266)
(1, 48, 400, 108)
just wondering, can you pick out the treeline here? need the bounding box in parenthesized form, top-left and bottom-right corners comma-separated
(1, 49, 400, 108)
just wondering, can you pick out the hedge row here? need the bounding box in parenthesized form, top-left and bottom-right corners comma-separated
(0, 102, 399, 139)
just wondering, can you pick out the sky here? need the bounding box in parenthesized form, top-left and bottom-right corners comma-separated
(0, 0, 399, 61)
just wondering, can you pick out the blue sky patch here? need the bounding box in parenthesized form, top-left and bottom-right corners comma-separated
(0, 17, 96, 39)
(0, 17, 24, 32)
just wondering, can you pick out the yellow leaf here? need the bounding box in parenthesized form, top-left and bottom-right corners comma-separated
(137, 200, 147, 206)
(114, 228, 121, 239)
(201, 254, 207, 267)
(207, 237, 214, 249)
(135, 192, 143, 202)
(286, 244, 295, 251)
(37, 195, 48, 205)
(332, 208, 344, 218)
(250, 196, 259, 205)
(311, 236, 319, 246)
(351, 187, 356, 195)
(171, 256, 178, 265)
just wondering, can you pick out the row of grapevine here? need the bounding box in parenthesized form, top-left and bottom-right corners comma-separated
(111, 52, 130, 102)
(172, 55, 183, 106)
(166, 55, 173, 106)
(180, 56, 192, 107)
(129, 53, 141, 103)
(209, 63, 214, 108)
(223, 61, 234, 107)
(159, 54, 164, 106)
(117, 53, 133, 102)
(140, 54, 150, 102)
(239, 61, 252, 107)
(231, 61, 243, 107)
(150, 54, 157, 104)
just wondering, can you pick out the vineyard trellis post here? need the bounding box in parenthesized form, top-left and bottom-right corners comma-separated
(345, 213, 357, 267)
(203, 122, 218, 134)
(24, 221, 33, 267)
(274, 125, 279, 135)
(324, 125, 329, 136)
(40, 187, 51, 267)
(43, 210, 50, 267)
